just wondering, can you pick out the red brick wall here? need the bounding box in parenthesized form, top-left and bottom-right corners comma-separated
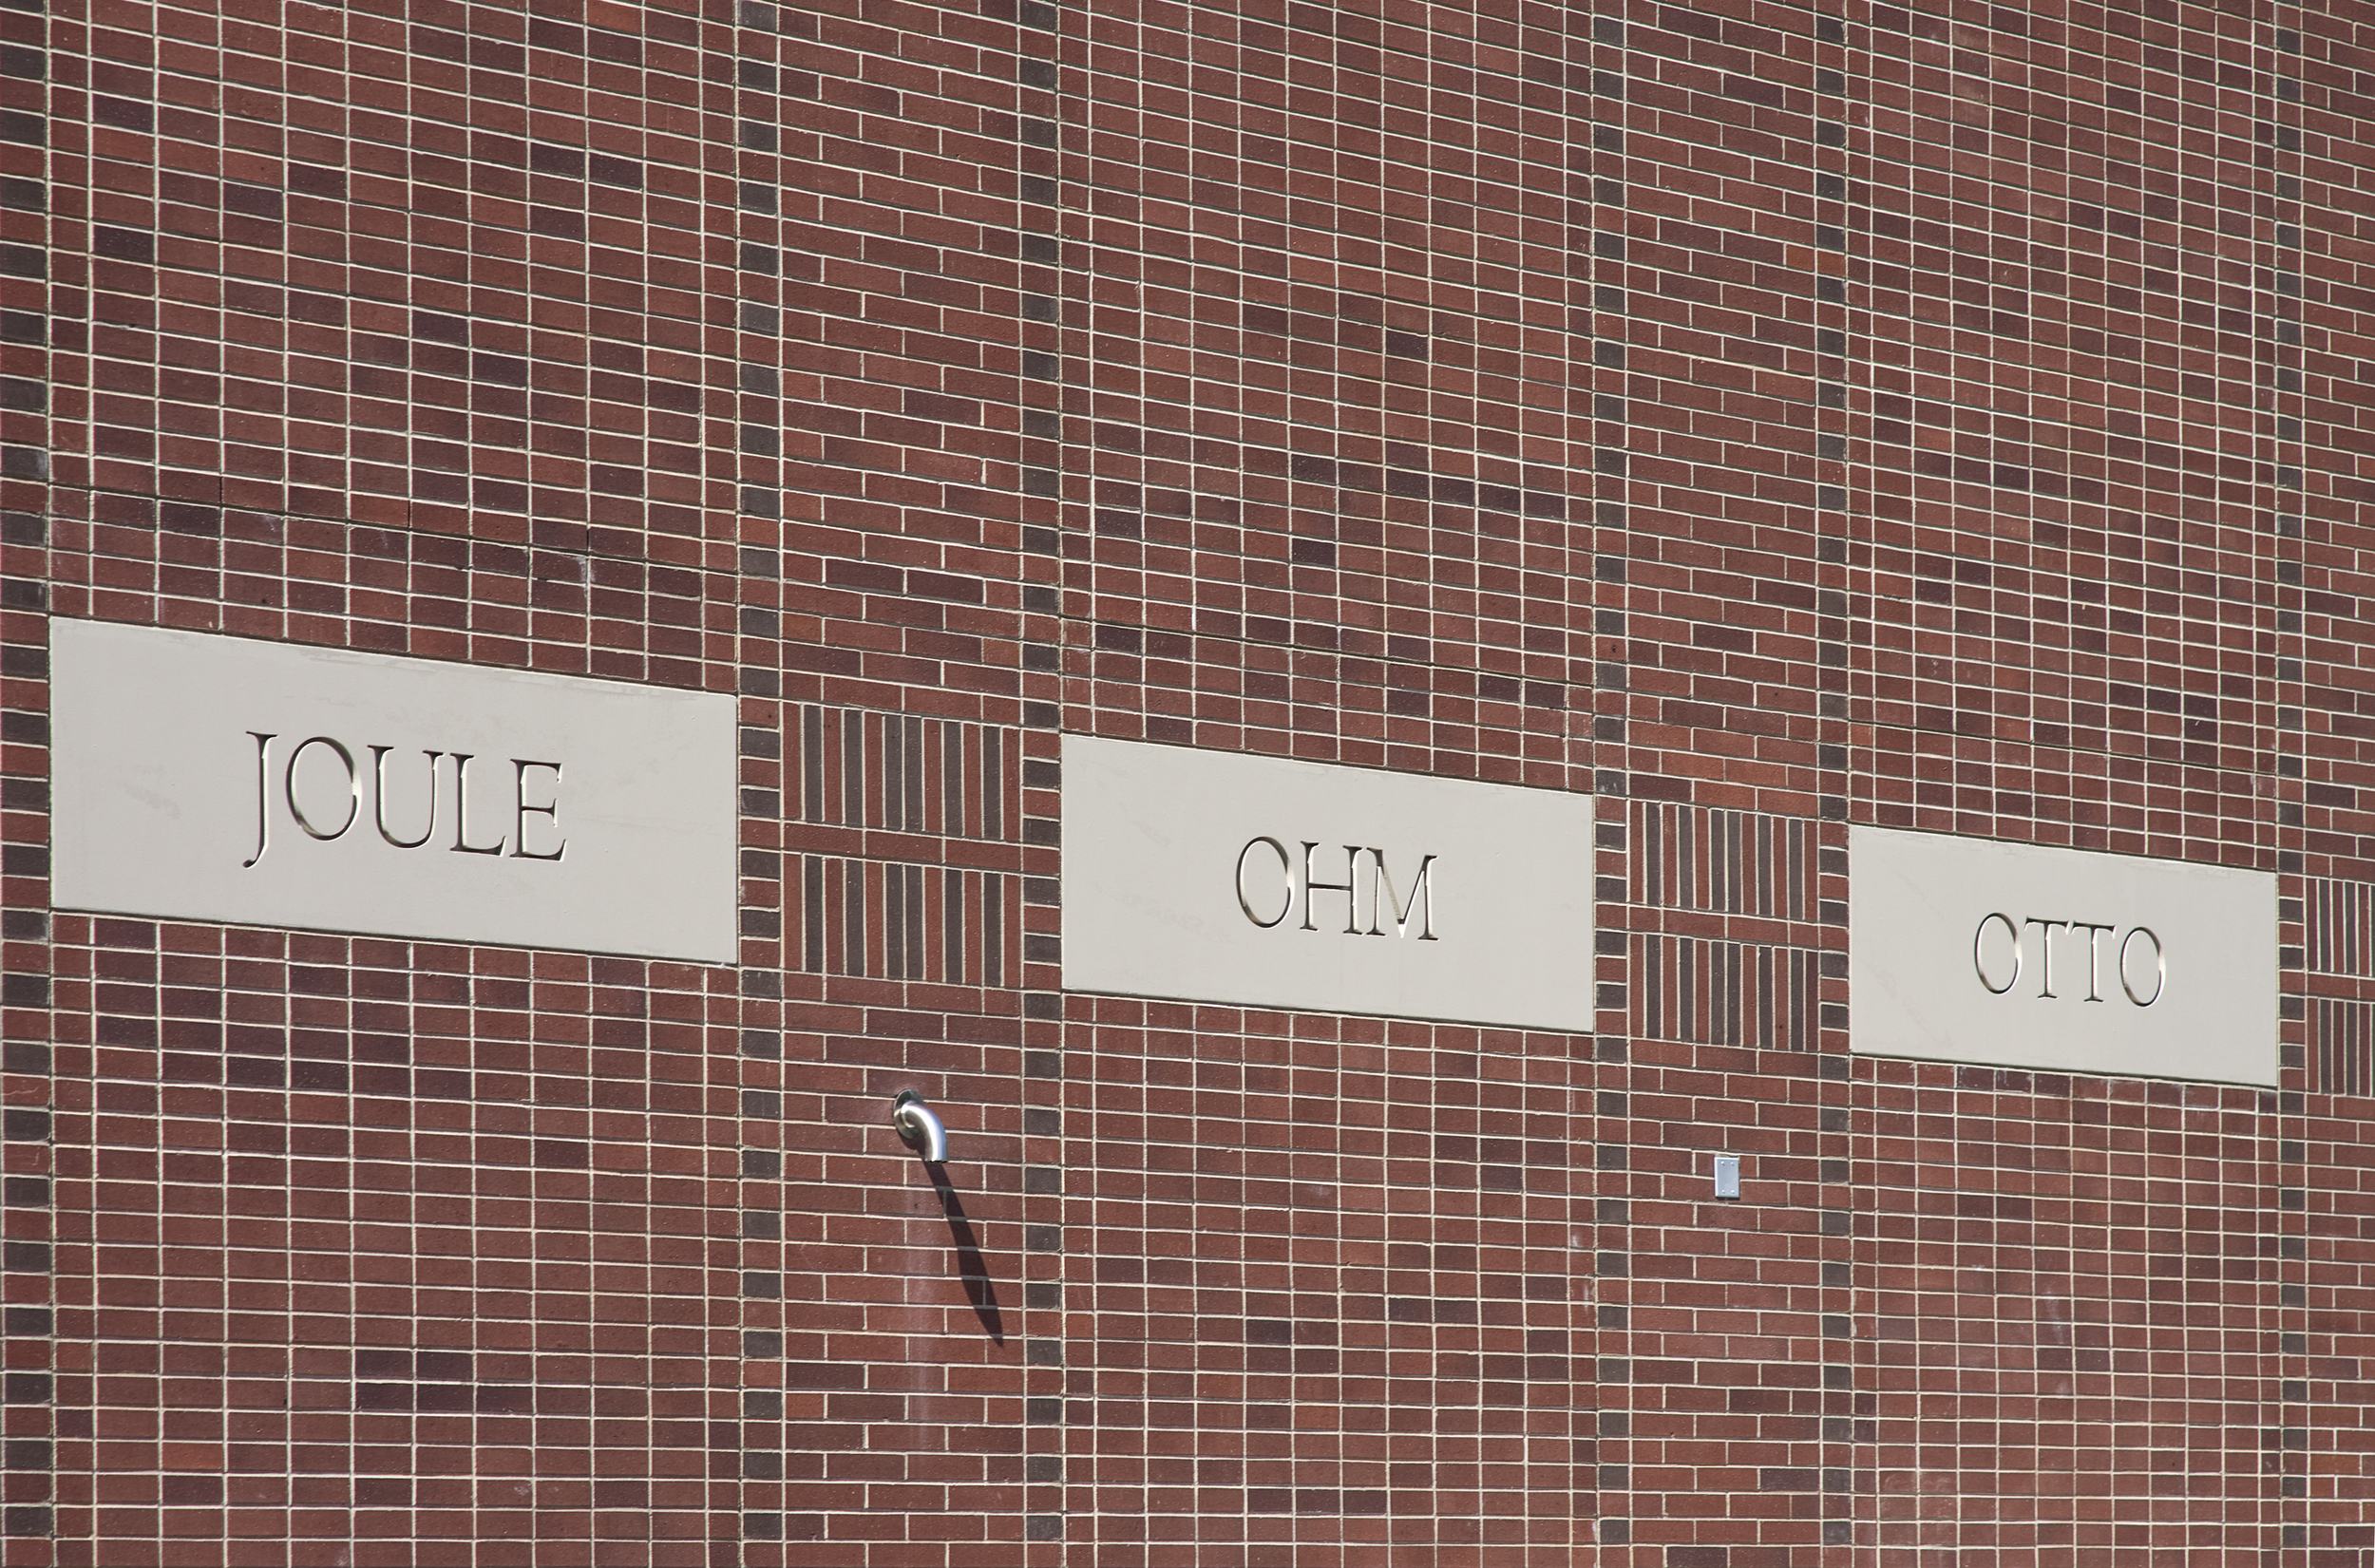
(0, 0, 2366, 1562)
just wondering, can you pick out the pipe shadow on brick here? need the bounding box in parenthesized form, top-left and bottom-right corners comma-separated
(924, 1163, 1005, 1344)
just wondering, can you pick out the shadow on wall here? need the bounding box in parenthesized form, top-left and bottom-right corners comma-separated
(926, 1163, 1005, 1345)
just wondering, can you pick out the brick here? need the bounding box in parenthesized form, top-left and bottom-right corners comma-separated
(3, 0, 2359, 1560)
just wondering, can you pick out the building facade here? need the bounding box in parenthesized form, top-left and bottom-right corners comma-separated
(2, 0, 2370, 1562)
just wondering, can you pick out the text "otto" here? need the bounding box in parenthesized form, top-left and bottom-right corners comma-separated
(1972, 914, 2163, 1006)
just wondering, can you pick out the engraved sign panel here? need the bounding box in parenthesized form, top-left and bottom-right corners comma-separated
(51, 619, 736, 962)
(1850, 824, 2277, 1085)
(1061, 735, 1595, 1030)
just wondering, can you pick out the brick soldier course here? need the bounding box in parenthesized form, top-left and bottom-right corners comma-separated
(0, 0, 2366, 1562)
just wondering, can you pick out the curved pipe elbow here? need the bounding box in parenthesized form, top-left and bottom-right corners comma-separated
(892, 1091, 950, 1162)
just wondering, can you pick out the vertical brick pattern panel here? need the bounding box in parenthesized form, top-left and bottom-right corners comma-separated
(1629, 936, 1816, 1051)
(780, 705, 1025, 986)
(788, 858, 1019, 986)
(2306, 879, 2375, 1098)
(2309, 998, 2371, 1099)
(1629, 802, 1818, 924)
(1626, 800, 1824, 1051)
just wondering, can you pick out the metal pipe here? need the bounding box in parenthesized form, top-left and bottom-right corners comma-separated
(891, 1090, 949, 1162)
